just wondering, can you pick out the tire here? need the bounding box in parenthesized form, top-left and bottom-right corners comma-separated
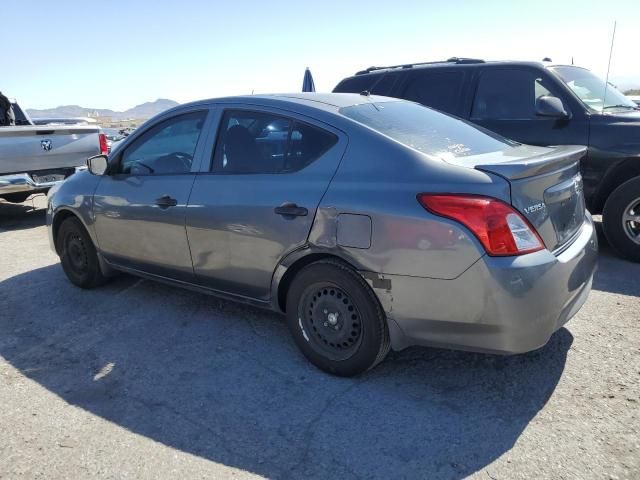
(57, 217, 107, 288)
(602, 176, 640, 263)
(285, 259, 390, 376)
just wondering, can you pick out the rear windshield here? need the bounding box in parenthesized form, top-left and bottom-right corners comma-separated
(339, 101, 513, 159)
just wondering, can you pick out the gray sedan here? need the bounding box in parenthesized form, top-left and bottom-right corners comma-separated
(46, 93, 598, 376)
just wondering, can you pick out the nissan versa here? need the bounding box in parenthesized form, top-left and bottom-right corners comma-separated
(47, 93, 598, 376)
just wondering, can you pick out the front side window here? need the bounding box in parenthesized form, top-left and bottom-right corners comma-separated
(340, 101, 512, 160)
(212, 110, 337, 174)
(471, 69, 563, 120)
(119, 111, 206, 175)
(550, 66, 637, 113)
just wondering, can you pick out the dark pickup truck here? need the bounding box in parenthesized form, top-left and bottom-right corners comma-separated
(335, 58, 640, 261)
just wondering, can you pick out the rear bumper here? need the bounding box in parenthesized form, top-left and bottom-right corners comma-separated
(0, 167, 85, 196)
(378, 213, 598, 354)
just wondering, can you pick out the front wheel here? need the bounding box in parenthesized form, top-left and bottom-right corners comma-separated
(57, 217, 107, 288)
(603, 177, 640, 263)
(286, 260, 390, 376)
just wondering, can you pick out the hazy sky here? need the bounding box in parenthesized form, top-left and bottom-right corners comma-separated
(5, 0, 639, 110)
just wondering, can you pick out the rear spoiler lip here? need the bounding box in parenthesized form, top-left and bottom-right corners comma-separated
(474, 145, 587, 180)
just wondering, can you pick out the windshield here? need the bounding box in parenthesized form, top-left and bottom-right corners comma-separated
(551, 66, 637, 113)
(339, 101, 513, 160)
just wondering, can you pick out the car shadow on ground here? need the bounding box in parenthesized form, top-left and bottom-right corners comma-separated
(0, 196, 47, 232)
(1, 263, 573, 479)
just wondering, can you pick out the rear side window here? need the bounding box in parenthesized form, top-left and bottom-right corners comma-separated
(333, 75, 377, 93)
(212, 110, 337, 174)
(340, 101, 511, 159)
(288, 123, 338, 171)
(401, 71, 465, 114)
(471, 69, 561, 120)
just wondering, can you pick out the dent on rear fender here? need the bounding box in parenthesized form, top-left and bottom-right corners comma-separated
(360, 270, 410, 349)
(308, 206, 387, 286)
(309, 205, 483, 280)
(308, 206, 339, 247)
(359, 271, 394, 316)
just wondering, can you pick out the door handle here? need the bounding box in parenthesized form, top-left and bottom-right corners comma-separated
(274, 202, 308, 217)
(155, 195, 178, 209)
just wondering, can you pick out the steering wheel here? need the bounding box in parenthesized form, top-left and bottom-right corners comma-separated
(131, 160, 155, 174)
(170, 151, 193, 171)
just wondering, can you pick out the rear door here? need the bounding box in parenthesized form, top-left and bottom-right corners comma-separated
(186, 107, 346, 300)
(93, 109, 210, 281)
(468, 67, 589, 146)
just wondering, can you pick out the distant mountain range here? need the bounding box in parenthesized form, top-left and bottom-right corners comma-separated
(27, 99, 179, 120)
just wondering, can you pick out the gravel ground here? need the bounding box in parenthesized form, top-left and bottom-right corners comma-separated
(0, 196, 638, 480)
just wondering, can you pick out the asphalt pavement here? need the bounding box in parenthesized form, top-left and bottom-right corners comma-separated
(1, 196, 638, 479)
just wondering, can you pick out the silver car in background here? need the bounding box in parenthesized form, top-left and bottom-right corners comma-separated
(46, 93, 598, 376)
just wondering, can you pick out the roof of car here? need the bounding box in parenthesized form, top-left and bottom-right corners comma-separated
(182, 92, 398, 112)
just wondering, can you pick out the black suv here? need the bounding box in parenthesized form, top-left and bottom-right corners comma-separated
(334, 58, 640, 261)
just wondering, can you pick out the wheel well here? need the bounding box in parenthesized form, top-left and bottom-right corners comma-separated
(277, 253, 354, 312)
(52, 210, 79, 254)
(593, 160, 640, 214)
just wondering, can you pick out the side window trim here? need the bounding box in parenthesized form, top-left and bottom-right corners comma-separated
(110, 109, 210, 176)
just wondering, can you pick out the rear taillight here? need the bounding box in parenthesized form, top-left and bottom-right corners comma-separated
(99, 133, 108, 155)
(417, 194, 544, 256)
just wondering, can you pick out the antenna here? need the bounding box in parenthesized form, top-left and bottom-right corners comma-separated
(602, 20, 617, 111)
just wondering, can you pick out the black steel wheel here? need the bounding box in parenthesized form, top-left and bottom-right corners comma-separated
(298, 284, 363, 361)
(286, 259, 390, 376)
(57, 216, 106, 288)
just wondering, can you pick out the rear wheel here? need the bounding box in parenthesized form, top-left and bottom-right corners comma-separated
(286, 260, 390, 376)
(57, 217, 107, 288)
(603, 177, 640, 262)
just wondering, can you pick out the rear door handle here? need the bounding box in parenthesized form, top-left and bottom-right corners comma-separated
(155, 195, 178, 209)
(274, 202, 308, 217)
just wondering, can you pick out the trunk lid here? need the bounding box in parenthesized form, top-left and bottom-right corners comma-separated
(448, 144, 587, 252)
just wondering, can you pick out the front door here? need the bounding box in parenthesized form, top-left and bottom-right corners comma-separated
(186, 108, 346, 300)
(93, 110, 208, 281)
(468, 67, 589, 147)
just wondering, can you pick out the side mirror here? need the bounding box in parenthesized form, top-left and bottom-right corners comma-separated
(87, 154, 108, 175)
(535, 95, 570, 119)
